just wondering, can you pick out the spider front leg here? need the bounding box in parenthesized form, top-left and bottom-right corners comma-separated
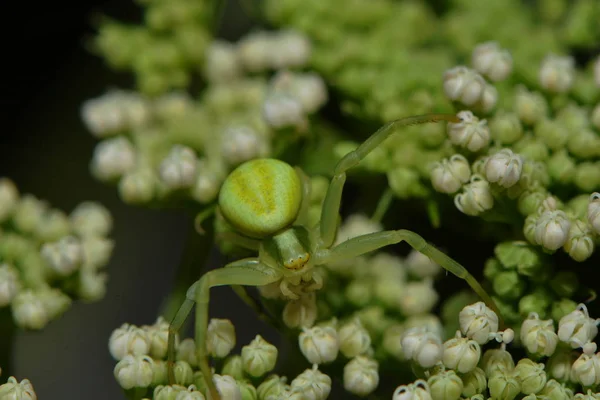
(316, 229, 502, 324)
(167, 259, 281, 400)
(319, 114, 460, 247)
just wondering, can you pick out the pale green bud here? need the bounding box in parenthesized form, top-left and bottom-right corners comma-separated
(564, 220, 595, 261)
(91, 137, 136, 181)
(81, 235, 114, 269)
(430, 154, 471, 194)
(299, 326, 339, 364)
(494, 241, 541, 275)
(547, 150, 576, 184)
(484, 149, 523, 188)
(241, 335, 278, 377)
(401, 328, 443, 368)
(461, 367, 487, 397)
(159, 145, 198, 190)
(207, 319, 235, 358)
(11, 290, 49, 330)
(373, 278, 403, 307)
(568, 130, 600, 160)
(490, 111, 523, 144)
(256, 375, 288, 400)
(574, 162, 600, 192)
(34, 209, 70, 242)
(78, 270, 107, 302)
(552, 298, 579, 322)
(518, 188, 548, 216)
(70, 202, 112, 237)
(427, 369, 463, 400)
(290, 73, 328, 114)
(399, 279, 438, 316)
(221, 125, 269, 166)
(481, 348, 515, 376)
(41, 235, 84, 276)
(0, 377, 37, 400)
(404, 315, 445, 339)
(454, 175, 494, 216)
(382, 324, 406, 360)
(588, 193, 600, 234)
(483, 258, 502, 280)
(443, 67, 487, 106)
(0, 263, 20, 307)
(493, 271, 526, 300)
(335, 213, 382, 244)
(109, 323, 151, 360)
(0, 178, 19, 222)
(447, 111, 490, 152)
(539, 379, 574, 400)
(290, 365, 331, 400)
(547, 347, 577, 382)
(539, 54, 575, 93)
(515, 86, 548, 125)
(534, 119, 569, 151)
(150, 360, 167, 386)
(221, 356, 244, 380)
(393, 380, 432, 400)
(203, 40, 242, 83)
(114, 355, 154, 389)
(515, 358, 547, 394)
(345, 280, 372, 308)
(442, 332, 481, 373)
(387, 167, 428, 198)
(472, 42, 513, 81)
(119, 167, 157, 204)
(338, 318, 371, 358)
(520, 312, 558, 357)
(574, 389, 600, 400)
(237, 380, 257, 400)
(176, 339, 198, 368)
(12, 195, 47, 235)
(210, 375, 241, 400)
(142, 317, 170, 360)
(518, 289, 552, 318)
(488, 369, 521, 400)
(38, 287, 70, 320)
(459, 302, 499, 344)
(154, 384, 186, 400)
(405, 249, 441, 278)
(572, 351, 600, 387)
(263, 92, 305, 129)
(343, 356, 379, 397)
(191, 163, 221, 205)
(533, 210, 571, 251)
(172, 361, 193, 387)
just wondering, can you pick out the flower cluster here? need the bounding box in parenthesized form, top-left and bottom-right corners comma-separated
(0, 178, 113, 330)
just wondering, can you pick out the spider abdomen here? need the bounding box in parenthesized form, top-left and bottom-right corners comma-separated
(219, 158, 303, 238)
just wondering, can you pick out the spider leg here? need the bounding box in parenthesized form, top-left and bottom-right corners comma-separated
(319, 114, 459, 247)
(316, 229, 502, 325)
(167, 259, 281, 399)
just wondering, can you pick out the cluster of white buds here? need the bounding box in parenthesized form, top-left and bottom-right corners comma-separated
(429, 154, 471, 194)
(0, 377, 37, 399)
(237, 30, 311, 73)
(557, 304, 600, 349)
(484, 149, 523, 188)
(80, 90, 151, 137)
(447, 111, 490, 152)
(454, 175, 494, 216)
(471, 42, 513, 81)
(588, 193, 600, 235)
(443, 67, 496, 111)
(539, 54, 576, 93)
(520, 312, 559, 357)
(343, 356, 379, 397)
(159, 145, 199, 190)
(401, 327, 443, 368)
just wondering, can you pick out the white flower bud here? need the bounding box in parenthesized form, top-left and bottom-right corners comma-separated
(0, 263, 20, 307)
(290, 364, 331, 400)
(338, 319, 371, 358)
(430, 154, 471, 194)
(119, 167, 156, 204)
(558, 304, 600, 349)
(515, 86, 548, 125)
(454, 175, 494, 216)
(91, 136, 136, 181)
(159, 145, 198, 190)
(290, 73, 328, 114)
(206, 318, 236, 358)
(176, 386, 206, 400)
(447, 111, 490, 152)
(70, 202, 112, 237)
(40, 236, 84, 276)
(572, 351, 600, 387)
(80, 96, 122, 137)
(401, 328, 443, 368)
(515, 358, 547, 395)
(12, 195, 48, 234)
(459, 302, 499, 345)
(271, 30, 311, 69)
(114, 355, 154, 389)
(546, 348, 577, 382)
(191, 161, 221, 204)
(443, 332, 481, 373)
(221, 125, 268, 166)
(404, 315, 445, 339)
(472, 42, 513, 81)
(176, 338, 198, 368)
(154, 384, 185, 400)
(241, 335, 278, 377)
(588, 192, 600, 235)
(393, 380, 432, 400)
(81, 235, 114, 269)
(299, 326, 339, 364)
(11, 290, 49, 329)
(77, 271, 107, 301)
(343, 356, 379, 397)
(461, 368, 487, 397)
(533, 210, 571, 251)
(209, 374, 241, 400)
(145, 317, 171, 360)
(109, 323, 151, 360)
(263, 92, 305, 129)
(539, 54, 575, 93)
(398, 279, 438, 316)
(484, 149, 523, 188)
(564, 219, 595, 262)
(204, 40, 242, 83)
(443, 66, 487, 106)
(34, 209, 70, 242)
(477, 84, 498, 113)
(172, 361, 194, 386)
(237, 31, 272, 73)
(0, 377, 37, 400)
(283, 293, 318, 328)
(0, 178, 19, 222)
(520, 313, 559, 357)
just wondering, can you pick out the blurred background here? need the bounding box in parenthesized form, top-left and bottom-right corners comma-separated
(2, 1, 277, 398)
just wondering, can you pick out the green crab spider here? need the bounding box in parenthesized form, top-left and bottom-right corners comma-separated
(167, 113, 500, 399)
